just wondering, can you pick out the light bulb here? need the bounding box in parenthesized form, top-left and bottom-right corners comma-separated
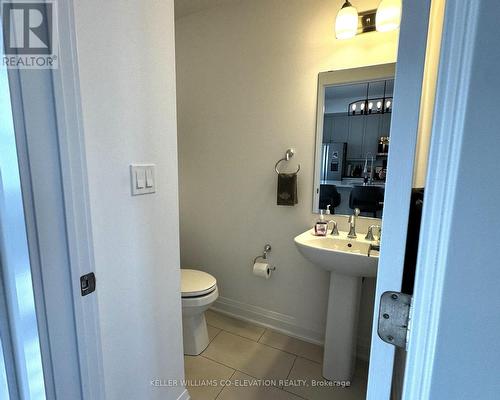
(335, 1, 359, 40)
(377, 101, 382, 109)
(386, 100, 391, 108)
(352, 104, 357, 111)
(360, 102, 365, 110)
(376, 0, 402, 33)
(368, 102, 373, 109)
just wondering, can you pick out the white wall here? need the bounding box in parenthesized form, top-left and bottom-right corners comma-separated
(175, 0, 398, 354)
(73, 1, 186, 399)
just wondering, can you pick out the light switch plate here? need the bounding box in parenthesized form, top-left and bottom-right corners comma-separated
(130, 164, 156, 195)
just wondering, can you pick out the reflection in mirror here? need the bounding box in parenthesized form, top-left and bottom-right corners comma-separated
(313, 64, 396, 217)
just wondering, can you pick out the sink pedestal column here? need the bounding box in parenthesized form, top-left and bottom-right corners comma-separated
(323, 272, 362, 382)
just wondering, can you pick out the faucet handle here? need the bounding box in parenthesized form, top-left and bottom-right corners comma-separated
(328, 220, 339, 236)
(365, 226, 375, 241)
(365, 225, 381, 241)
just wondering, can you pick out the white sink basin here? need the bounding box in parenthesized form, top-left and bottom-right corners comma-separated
(294, 228, 380, 382)
(294, 230, 378, 277)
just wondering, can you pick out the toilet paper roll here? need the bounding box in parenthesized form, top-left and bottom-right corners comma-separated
(253, 262, 272, 279)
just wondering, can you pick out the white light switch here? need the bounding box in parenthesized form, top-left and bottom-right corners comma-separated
(130, 164, 156, 195)
(145, 168, 154, 188)
(136, 170, 145, 189)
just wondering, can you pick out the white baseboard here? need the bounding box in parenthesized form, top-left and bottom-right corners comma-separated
(211, 296, 371, 361)
(212, 296, 324, 345)
(176, 388, 190, 400)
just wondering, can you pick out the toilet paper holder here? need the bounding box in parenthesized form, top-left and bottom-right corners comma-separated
(253, 244, 276, 270)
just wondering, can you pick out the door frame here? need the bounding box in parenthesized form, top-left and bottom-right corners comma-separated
(402, 1, 480, 398)
(49, 1, 106, 398)
(5, 0, 105, 398)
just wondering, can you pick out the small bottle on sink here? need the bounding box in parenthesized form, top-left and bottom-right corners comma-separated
(315, 209, 328, 236)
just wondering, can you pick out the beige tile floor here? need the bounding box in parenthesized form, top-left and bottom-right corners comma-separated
(184, 310, 368, 400)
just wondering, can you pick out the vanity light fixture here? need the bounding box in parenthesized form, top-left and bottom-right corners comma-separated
(334, 0, 401, 40)
(335, 1, 358, 40)
(376, 0, 402, 32)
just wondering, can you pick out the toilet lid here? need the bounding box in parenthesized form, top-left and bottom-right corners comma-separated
(181, 269, 217, 298)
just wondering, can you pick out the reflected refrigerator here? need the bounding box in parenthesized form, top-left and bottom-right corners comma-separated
(321, 142, 347, 181)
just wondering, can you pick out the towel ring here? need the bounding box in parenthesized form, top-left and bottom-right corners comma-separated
(275, 148, 301, 175)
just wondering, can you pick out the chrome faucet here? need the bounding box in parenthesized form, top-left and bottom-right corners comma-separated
(365, 225, 381, 241)
(347, 208, 360, 238)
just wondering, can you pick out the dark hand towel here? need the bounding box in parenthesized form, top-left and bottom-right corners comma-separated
(277, 173, 298, 206)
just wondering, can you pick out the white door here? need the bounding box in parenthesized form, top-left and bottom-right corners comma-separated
(369, 0, 500, 399)
(366, 0, 433, 398)
(1, 1, 104, 398)
(403, 0, 500, 398)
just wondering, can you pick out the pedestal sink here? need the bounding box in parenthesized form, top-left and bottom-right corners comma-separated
(294, 230, 379, 382)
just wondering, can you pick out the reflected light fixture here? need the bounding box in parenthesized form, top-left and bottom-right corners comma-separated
(347, 81, 393, 116)
(335, 1, 358, 40)
(376, 0, 402, 32)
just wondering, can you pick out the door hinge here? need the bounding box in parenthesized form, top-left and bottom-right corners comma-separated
(377, 291, 413, 349)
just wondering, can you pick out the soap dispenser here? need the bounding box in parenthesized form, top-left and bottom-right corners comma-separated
(314, 210, 328, 236)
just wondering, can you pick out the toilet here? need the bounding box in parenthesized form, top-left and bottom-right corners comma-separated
(181, 269, 219, 355)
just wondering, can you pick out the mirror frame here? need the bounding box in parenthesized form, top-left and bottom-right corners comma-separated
(312, 63, 397, 213)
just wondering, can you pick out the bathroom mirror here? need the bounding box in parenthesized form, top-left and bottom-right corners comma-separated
(312, 63, 396, 217)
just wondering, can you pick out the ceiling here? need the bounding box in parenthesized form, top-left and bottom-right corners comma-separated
(325, 80, 395, 101)
(174, 0, 238, 19)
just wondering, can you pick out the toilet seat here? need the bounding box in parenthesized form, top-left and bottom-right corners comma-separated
(181, 269, 217, 298)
